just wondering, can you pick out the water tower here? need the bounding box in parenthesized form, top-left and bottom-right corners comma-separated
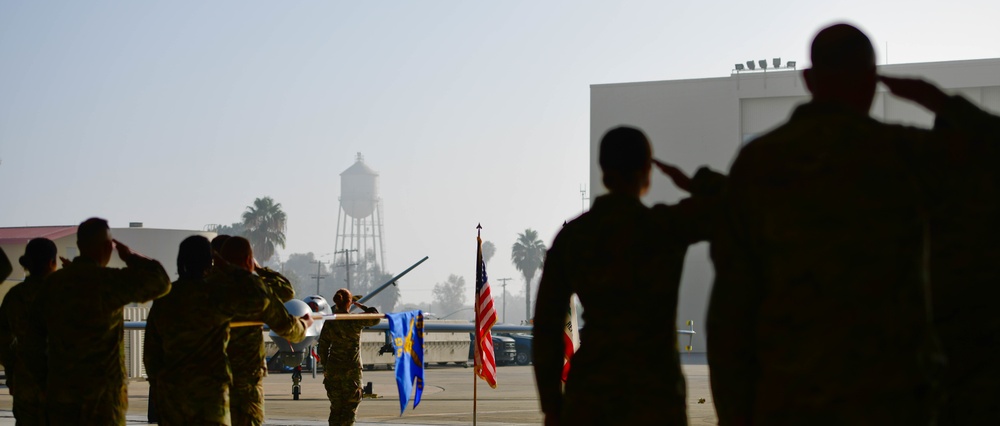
(334, 153, 386, 289)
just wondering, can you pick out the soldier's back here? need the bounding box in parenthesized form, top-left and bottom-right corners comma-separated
(719, 101, 941, 422)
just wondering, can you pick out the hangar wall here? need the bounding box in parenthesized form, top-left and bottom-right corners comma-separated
(590, 58, 1000, 352)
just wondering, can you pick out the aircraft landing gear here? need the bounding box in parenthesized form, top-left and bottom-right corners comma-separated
(292, 365, 303, 400)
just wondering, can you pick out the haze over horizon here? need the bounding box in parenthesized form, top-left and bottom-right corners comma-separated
(3, 1, 1000, 312)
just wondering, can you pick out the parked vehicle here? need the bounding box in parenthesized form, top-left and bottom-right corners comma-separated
(468, 333, 517, 365)
(498, 333, 532, 365)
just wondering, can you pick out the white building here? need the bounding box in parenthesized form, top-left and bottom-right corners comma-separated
(590, 58, 1000, 352)
(0, 223, 216, 293)
(0, 223, 216, 378)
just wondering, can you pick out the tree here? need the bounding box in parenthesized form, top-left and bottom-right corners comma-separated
(283, 252, 334, 297)
(241, 196, 287, 263)
(511, 229, 546, 319)
(433, 275, 467, 319)
(482, 240, 496, 265)
(330, 249, 399, 313)
(207, 222, 245, 237)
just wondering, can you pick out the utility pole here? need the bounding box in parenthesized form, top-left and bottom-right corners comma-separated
(497, 277, 513, 323)
(335, 249, 359, 291)
(310, 260, 327, 295)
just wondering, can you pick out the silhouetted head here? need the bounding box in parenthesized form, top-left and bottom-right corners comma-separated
(211, 234, 231, 265)
(220, 236, 254, 272)
(333, 288, 353, 312)
(77, 217, 113, 266)
(177, 235, 213, 280)
(803, 23, 877, 114)
(599, 126, 652, 197)
(20, 238, 57, 277)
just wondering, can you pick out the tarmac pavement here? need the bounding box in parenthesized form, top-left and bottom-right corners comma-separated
(0, 354, 718, 425)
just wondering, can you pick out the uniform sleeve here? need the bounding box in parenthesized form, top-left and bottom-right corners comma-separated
(23, 286, 48, 387)
(106, 254, 171, 305)
(532, 235, 573, 418)
(362, 316, 382, 328)
(263, 290, 307, 344)
(256, 267, 295, 302)
(936, 95, 1000, 138)
(706, 163, 763, 426)
(0, 290, 17, 389)
(142, 305, 164, 381)
(317, 322, 332, 366)
(0, 247, 11, 282)
(219, 271, 271, 317)
(652, 167, 727, 244)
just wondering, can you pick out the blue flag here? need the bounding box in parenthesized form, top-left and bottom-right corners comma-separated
(387, 310, 424, 415)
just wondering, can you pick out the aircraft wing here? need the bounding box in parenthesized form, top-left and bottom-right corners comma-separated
(124, 320, 695, 335)
(123, 320, 534, 333)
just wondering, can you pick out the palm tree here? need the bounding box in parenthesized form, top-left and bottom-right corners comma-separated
(511, 229, 546, 319)
(482, 240, 496, 265)
(207, 222, 245, 237)
(241, 196, 287, 263)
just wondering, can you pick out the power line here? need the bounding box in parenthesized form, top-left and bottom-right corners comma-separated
(335, 249, 359, 291)
(497, 277, 513, 323)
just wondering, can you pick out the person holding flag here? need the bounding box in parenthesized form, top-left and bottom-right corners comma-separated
(317, 288, 381, 426)
(533, 126, 724, 425)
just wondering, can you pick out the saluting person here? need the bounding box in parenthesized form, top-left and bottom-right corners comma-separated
(144, 235, 271, 425)
(37, 218, 171, 425)
(317, 288, 381, 426)
(0, 238, 58, 424)
(223, 236, 312, 426)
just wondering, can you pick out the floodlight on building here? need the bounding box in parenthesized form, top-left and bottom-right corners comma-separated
(735, 63, 744, 71)
(759, 59, 768, 69)
(787, 60, 796, 68)
(746, 60, 756, 70)
(773, 58, 781, 68)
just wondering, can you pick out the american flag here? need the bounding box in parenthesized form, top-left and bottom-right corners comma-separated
(475, 236, 498, 388)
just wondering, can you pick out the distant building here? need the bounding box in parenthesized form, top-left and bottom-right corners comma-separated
(590, 58, 1000, 352)
(0, 223, 215, 302)
(0, 223, 215, 378)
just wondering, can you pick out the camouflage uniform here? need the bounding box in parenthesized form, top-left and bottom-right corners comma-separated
(143, 265, 271, 426)
(227, 267, 306, 426)
(317, 310, 381, 426)
(37, 255, 170, 426)
(0, 247, 11, 282)
(533, 169, 723, 426)
(925, 106, 1000, 425)
(708, 97, 999, 425)
(0, 275, 48, 425)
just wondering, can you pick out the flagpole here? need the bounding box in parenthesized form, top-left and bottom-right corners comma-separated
(474, 223, 481, 426)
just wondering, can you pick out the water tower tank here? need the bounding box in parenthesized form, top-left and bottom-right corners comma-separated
(340, 153, 379, 219)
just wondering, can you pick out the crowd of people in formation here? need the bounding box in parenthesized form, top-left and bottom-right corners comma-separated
(0, 218, 378, 426)
(3, 21, 1000, 426)
(534, 23, 1000, 426)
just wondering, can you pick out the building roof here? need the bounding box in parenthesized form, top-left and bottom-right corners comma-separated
(0, 226, 77, 245)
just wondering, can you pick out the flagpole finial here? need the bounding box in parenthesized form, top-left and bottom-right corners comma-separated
(477, 223, 482, 237)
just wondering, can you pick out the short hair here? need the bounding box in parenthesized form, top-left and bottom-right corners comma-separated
(211, 235, 231, 255)
(177, 235, 213, 280)
(810, 23, 875, 72)
(333, 288, 353, 311)
(220, 236, 253, 266)
(599, 126, 652, 183)
(77, 217, 111, 251)
(20, 238, 57, 276)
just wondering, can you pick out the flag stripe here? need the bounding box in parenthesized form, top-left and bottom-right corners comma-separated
(475, 236, 498, 388)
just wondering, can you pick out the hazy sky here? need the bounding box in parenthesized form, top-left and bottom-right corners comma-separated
(3, 1, 1000, 305)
